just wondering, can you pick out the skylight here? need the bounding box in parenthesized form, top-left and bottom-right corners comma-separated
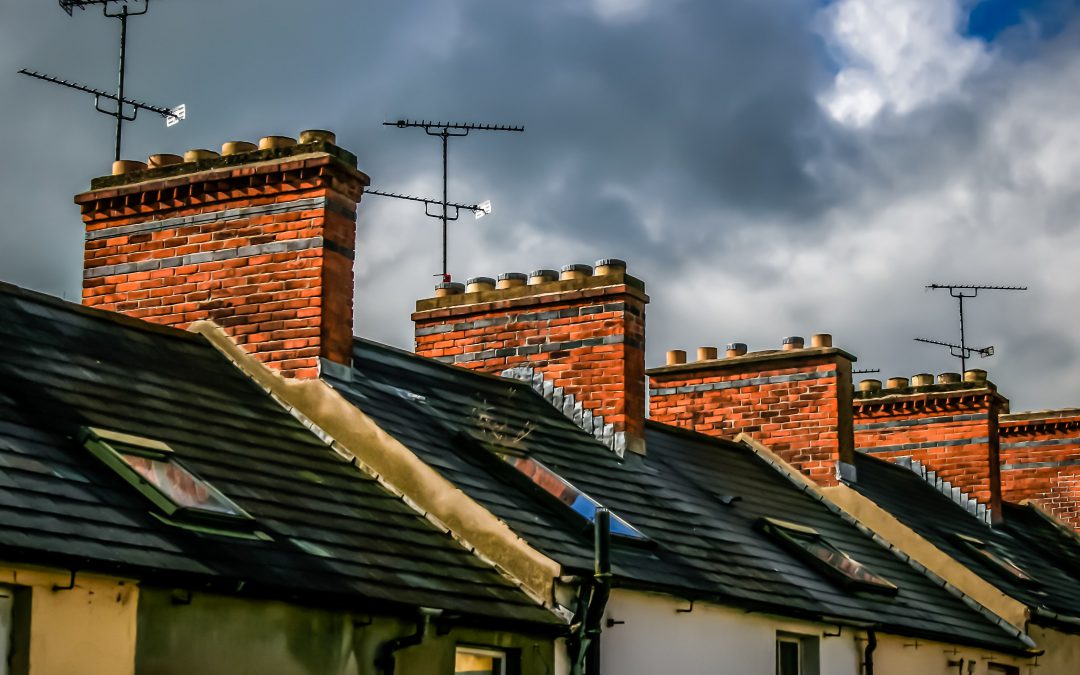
(499, 454, 647, 540)
(953, 533, 1036, 583)
(81, 427, 253, 525)
(759, 517, 898, 595)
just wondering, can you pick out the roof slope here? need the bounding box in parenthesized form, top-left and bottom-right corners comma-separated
(330, 338, 1032, 652)
(0, 282, 557, 627)
(850, 452, 1080, 626)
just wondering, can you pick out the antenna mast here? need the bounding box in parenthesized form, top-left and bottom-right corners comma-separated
(914, 283, 1027, 374)
(20, 1, 184, 161)
(384, 119, 524, 282)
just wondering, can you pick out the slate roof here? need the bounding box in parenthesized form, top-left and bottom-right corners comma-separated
(327, 337, 1033, 653)
(849, 452, 1080, 629)
(0, 282, 559, 628)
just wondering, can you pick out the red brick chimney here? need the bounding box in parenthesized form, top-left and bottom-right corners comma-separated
(76, 131, 368, 379)
(412, 260, 648, 456)
(853, 370, 1007, 520)
(999, 409, 1080, 530)
(647, 334, 856, 486)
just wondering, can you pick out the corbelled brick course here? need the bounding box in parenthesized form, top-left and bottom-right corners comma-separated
(1000, 409, 1080, 530)
(76, 133, 368, 378)
(853, 377, 1007, 517)
(647, 341, 855, 485)
(412, 264, 648, 454)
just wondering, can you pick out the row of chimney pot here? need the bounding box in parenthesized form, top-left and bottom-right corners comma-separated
(664, 334, 834, 366)
(434, 259, 628, 297)
(110, 130, 338, 176)
(858, 370, 989, 393)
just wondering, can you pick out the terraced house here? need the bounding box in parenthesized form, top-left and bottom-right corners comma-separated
(2, 130, 1078, 674)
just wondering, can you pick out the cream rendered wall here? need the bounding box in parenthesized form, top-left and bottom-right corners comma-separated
(0, 565, 138, 675)
(870, 633, 1035, 675)
(1027, 625, 1080, 675)
(600, 589, 860, 675)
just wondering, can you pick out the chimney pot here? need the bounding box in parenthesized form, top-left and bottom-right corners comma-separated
(496, 272, 528, 289)
(299, 129, 336, 145)
(938, 372, 962, 385)
(465, 277, 496, 293)
(666, 349, 687, 366)
(434, 282, 466, 298)
(560, 264, 593, 281)
(258, 135, 297, 150)
(911, 373, 934, 387)
(886, 377, 909, 389)
(147, 154, 183, 169)
(964, 369, 988, 383)
(183, 149, 220, 162)
(860, 379, 882, 393)
(594, 258, 627, 276)
(696, 346, 718, 362)
(725, 342, 748, 358)
(782, 336, 805, 351)
(528, 269, 559, 285)
(111, 160, 147, 176)
(811, 333, 833, 348)
(221, 141, 257, 156)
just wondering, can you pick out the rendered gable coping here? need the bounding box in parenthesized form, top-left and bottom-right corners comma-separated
(188, 320, 566, 619)
(735, 434, 1036, 650)
(893, 456, 992, 525)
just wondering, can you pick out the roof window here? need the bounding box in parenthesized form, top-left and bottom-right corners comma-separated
(500, 454, 647, 540)
(759, 517, 898, 595)
(953, 533, 1035, 583)
(81, 427, 254, 528)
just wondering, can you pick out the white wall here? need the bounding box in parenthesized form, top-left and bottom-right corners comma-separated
(600, 589, 860, 675)
(600, 590, 1044, 675)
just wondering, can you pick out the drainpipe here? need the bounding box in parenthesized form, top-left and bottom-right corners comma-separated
(863, 629, 876, 675)
(375, 607, 442, 675)
(570, 508, 613, 675)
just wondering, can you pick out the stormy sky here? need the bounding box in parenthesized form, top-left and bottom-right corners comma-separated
(2, 0, 1079, 411)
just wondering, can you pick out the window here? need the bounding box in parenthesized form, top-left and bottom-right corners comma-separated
(455, 647, 507, 675)
(759, 518, 898, 595)
(499, 454, 647, 540)
(776, 633, 819, 675)
(81, 427, 253, 526)
(953, 534, 1035, 584)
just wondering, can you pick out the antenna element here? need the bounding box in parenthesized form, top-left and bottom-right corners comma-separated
(384, 119, 524, 282)
(915, 284, 1027, 374)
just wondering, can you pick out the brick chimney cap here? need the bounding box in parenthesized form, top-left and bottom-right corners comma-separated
(497, 272, 528, 282)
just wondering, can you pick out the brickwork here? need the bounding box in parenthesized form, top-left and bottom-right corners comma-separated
(647, 345, 855, 485)
(75, 134, 368, 378)
(1000, 410, 1080, 529)
(412, 266, 648, 454)
(853, 382, 1006, 512)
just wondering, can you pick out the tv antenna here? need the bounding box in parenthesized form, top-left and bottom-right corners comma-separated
(19, 1, 184, 162)
(914, 284, 1027, 374)
(853, 368, 881, 375)
(384, 119, 524, 282)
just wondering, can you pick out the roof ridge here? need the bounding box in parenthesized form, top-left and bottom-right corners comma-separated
(0, 280, 201, 344)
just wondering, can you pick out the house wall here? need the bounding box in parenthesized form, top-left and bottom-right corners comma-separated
(0, 564, 138, 675)
(602, 590, 1037, 675)
(600, 589, 860, 675)
(135, 587, 561, 675)
(1026, 624, 1080, 675)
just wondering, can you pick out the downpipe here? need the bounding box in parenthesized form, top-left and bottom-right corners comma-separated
(375, 607, 443, 675)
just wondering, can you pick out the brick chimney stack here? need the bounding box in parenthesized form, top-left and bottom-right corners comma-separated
(647, 334, 856, 486)
(853, 370, 1008, 520)
(76, 131, 368, 378)
(412, 259, 648, 456)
